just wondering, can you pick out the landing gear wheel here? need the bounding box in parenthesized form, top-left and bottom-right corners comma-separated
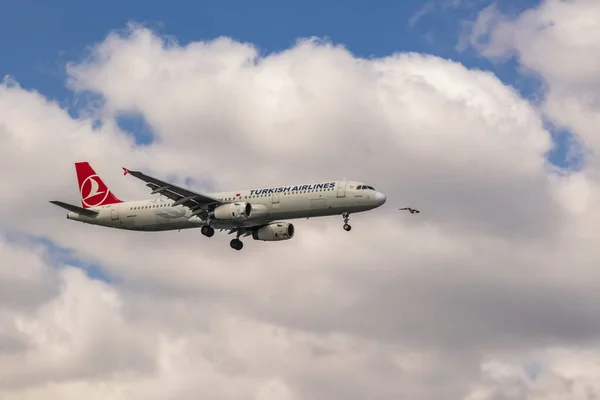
(230, 239, 243, 250)
(342, 212, 351, 231)
(201, 226, 215, 237)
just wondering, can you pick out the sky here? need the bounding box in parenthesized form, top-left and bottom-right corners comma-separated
(2, 0, 600, 399)
(3, 0, 567, 158)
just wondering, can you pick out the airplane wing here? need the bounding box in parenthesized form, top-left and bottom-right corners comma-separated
(123, 167, 223, 211)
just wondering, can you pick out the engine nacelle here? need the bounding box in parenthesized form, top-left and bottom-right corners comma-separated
(252, 222, 295, 241)
(211, 202, 252, 220)
(247, 203, 270, 219)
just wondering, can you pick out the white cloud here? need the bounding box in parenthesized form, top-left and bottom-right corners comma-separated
(463, 0, 600, 161)
(0, 15, 599, 398)
(465, 349, 600, 399)
(408, 2, 434, 28)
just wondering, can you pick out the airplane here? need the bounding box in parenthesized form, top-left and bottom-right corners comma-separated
(50, 162, 387, 251)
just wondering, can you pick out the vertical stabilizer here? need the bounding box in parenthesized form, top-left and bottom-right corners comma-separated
(75, 162, 122, 208)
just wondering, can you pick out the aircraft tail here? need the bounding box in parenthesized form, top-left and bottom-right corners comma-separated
(75, 162, 122, 208)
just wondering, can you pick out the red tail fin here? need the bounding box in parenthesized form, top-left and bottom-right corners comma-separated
(75, 162, 122, 208)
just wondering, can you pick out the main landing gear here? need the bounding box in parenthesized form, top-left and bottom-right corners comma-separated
(201, 226, 215, 237)
(342, 212, 351, 231)
(201, 222, 244, 250)
(230, 229, 244, 250)
(228, 229, 244, 251)
(230, 238, 243, 251)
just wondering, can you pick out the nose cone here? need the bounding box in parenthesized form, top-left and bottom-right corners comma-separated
(375, 191, 386, 207)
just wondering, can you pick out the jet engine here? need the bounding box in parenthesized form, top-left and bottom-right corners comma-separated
(252, 222, 295, 241)
(210, 202, 252, 220)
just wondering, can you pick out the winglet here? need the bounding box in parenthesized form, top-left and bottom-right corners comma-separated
(123, 167, 130, 176)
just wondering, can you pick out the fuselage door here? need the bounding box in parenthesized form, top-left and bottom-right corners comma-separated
(337, 181, 347, 198)
(111, 205, 119, 220)
(272, 191, 280, 204)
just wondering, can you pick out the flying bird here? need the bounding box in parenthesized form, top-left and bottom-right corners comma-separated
(399, 207, 420, 214)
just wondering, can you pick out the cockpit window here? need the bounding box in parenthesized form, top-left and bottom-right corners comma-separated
(357, 185, 363, 189)
(368, 186, 375, 190)
(358, 185, 375, 190)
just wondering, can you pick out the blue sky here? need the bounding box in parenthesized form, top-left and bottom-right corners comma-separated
(3, 0, 571, 166)
(1, 0, 540, 94)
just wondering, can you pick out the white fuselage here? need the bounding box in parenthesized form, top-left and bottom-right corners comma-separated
(67, 180, 386, 231)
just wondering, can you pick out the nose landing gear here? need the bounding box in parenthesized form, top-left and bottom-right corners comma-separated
(342, 212, 351, 231)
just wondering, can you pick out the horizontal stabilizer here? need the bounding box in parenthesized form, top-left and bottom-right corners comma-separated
(49, 201, 99, 216)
